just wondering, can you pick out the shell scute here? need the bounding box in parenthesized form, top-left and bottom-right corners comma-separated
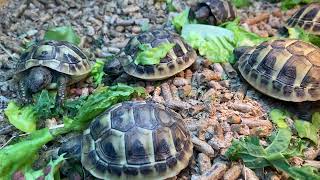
(81, 102, 193, 180)
(238, 39, 320, 102)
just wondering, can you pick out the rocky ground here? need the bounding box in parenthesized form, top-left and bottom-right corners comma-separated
(0, 0, 319, 180)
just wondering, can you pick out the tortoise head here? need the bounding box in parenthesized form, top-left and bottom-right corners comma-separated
(190, 4, 214, 24)
(58, 135, 82, 160)
(26, 66, 52, 93)
(103, 58, 124, 76)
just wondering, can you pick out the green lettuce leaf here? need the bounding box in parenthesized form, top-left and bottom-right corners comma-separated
(134, 43, 175, 65)
(269, 109, 289, 129)
(181, 24, 236, 63)
(171, 8, 191, 32)
(33, 90, 57, 119)
(0, 128, 54, 179)
(223, 19, 270, 47)
(230, 0, 251, 8)
(294, 120, 318, 144)
(4, 102, 37, 133)
(55, 84, 146, 134)
(288, 27, 320, 47)
(21, 154, 65, 180)
(44, 26, 80, 45)
(91, 59, 105, 85)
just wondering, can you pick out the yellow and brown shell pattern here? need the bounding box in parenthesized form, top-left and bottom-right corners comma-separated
(286, 2, 320, 35)
(118, 29, 197, 80)
(81, 101, 193, 180)
(238, 39, 320, 102)
(16, 40, 91, 79)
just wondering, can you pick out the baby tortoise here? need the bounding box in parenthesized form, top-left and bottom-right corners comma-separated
(235, 39, 320, 102)
(104, 29, 197, 81)
(58, 101, 193, 180)
(189, 0, 236, 25)
(286, 2, 320, 36)
(15, 40, 91, 106)
(235, 39, 320, 119)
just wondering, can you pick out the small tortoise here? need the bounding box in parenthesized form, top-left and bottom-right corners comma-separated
(58, 101, 193, 180)
(286, 2, 320, 35)
(104, 29, 197, 81)
(235, 39, 320, 102)
(189, 0, 236, 25)
(15, 40, 91, 105)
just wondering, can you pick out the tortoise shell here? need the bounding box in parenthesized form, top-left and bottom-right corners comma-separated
(81, 101, 193, 180)
(118, 29, 197, 80)
(286, 2, 320, 35)
(237, 39, 320, 102)
(16, 40, 91, 82)
(191, 0, 236, 25)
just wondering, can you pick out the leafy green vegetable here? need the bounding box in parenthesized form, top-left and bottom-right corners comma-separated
(21, 154, 65, 180)
(230, 0, 251, 8)
(281, 0, 314, 10)
(91, 59, 105, 85)
(0, 128, 54, 179)
(294, 120, 318, 144)
(226, 128, 320, 179)
(166, 0, 177, 12)
(223, 19, 270, 47)
(269, 109, 289, 129)
(4, 102, 37, 133)
(55, 84, 146, 134)
(288, 27, 320, 47)
(171, 8, 191, 32)
(44, 26, 80, 45)
(5, 90, 59, 133)
(134, 42, 175, 65)
(33, 90, 57, 119)
(182, 24, 236, 63)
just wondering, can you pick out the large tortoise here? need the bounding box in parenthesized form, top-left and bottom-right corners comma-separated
(15, 40, 91, 105)
(235, 39, 320, 103)
(104, 29, 197, 81)
(286, 2, 320, 35)
(189, 0, 236, 25)
(58, 101, 193, 180)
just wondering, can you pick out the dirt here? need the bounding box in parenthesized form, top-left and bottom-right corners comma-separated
(0, 0, 318, 180)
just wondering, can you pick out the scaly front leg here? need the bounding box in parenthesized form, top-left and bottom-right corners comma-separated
(18, 80, 32, 105)
(56, 75, 68, 108)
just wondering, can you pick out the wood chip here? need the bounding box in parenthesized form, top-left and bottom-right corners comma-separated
(223, 164, 242, 180)
(192, 136, 215, 157)
(242, 166, 259, 180)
